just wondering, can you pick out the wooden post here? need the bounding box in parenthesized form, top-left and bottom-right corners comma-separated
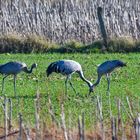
(48, 94, 59, 126)
(8, 99, 12, 132)
(34, 93, 40, 140)
(4, 97, 8, 140)
(96, 95, 105, 140)
(60, 103, 68, 140)
(117, 99, 121, 132)
(97, 7, 108, 49)
(18, 113, 22, 140)
(135, 114, 140, 140)
(111, 116, 117, 140)
(78, 113, 85, 140)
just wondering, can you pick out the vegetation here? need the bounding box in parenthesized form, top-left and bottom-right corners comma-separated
(0, 34, 140, 53)
(0, 0, 139, 44)
(0, 53, 139, 125)
(0, 53, 138, 139)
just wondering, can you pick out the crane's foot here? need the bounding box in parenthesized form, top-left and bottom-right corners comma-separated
(106, 90, 110, 96)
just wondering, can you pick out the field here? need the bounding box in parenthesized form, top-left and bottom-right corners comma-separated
(1, 0, 140, 139)
(0, 52, 139, 131)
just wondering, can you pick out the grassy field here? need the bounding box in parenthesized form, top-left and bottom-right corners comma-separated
(0, 53, 139, 129)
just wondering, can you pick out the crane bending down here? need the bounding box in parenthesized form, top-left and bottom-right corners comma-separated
(46, 60, 93, 94)
(92, 60, 126, 93)
(0, 61, 37, 96)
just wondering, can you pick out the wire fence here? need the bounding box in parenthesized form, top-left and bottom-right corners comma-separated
(0, 0, 140, 44)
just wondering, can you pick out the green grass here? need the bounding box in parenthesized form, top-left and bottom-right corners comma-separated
(0, 53, 139, 128)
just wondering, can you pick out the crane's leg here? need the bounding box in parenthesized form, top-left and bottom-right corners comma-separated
(13, 75, 17, 97)
(69, 81, 77, 94)
(65, 76, 69, 95)
(69, 77, 77, 94)
(106, 73, 112, 118)
(2, 75, 8, 95)
(106, 73, 110, 95)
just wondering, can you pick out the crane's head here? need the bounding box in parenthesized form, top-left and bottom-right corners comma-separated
(89, 84, 94, 94)
(116, 60, 127, 67)
(32, 63, 37, 69)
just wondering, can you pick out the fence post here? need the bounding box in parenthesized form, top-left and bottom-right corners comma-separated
(4, 96, 8, 140)
(48, 94, 59, 126)
(34, 93, 40, 140)
(78, 112, 85, 140)
(8, 98, 12, 132)
(18, 113, 22, 140)
(96, 95, 105, 140)
(97, 7, 108, 50)
(135, 114, 140, 140)
(60, 103, 68, 140)
(111, 116, 117, 140)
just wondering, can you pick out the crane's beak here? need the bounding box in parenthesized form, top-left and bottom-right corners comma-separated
(120, 62, 127, 67)
(123, 63, 127, 66)
(88, 85, 94, 95)
(89, 89, 94, 93)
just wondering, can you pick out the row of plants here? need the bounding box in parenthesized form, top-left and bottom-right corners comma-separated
(0, 34, 140, 53)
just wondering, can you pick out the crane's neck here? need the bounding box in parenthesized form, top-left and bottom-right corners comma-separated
(78, 71, 92, 88)
(0, 65, 3, 74)
(93, 74, 101, 86)
(23, 65, 35, 73)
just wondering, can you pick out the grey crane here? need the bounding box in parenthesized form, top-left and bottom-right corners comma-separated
(46, 60, 93, 94)
(92, 60, 126, 93)
(0, 61, 37, 96)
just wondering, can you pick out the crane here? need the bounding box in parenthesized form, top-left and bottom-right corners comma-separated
(0, 61, 37, 96)
(92, 60, 126, 93)
(46, 60, 93, 95)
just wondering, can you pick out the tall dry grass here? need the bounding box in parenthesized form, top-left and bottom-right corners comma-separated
(0, 0, 140, 44)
